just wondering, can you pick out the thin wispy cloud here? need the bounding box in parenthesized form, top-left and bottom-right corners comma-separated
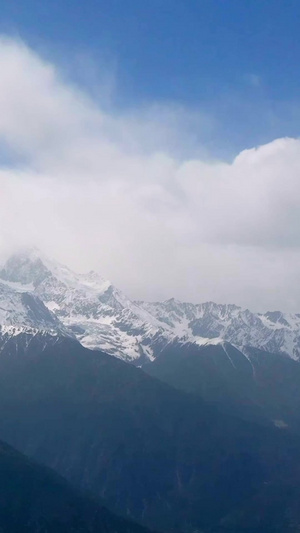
(244, 73, 262, 88)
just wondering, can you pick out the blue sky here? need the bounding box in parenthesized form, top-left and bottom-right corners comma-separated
(2, 2, 300, 310)
(1, 0, 300, 158)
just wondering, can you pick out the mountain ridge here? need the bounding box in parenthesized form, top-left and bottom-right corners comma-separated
(138, 297, 300, 361)
(2, 248, 300, 362)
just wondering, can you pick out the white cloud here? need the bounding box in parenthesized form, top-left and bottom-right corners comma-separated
(0, 37, 300, 312)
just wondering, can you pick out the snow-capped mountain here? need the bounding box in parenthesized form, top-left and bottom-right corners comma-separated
(2, 248, 300, 363)
(0, 249, 172, 363)
(138, 298, 300, 361)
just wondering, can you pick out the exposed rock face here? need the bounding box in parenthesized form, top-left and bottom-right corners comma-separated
(139, 298, 300, 361)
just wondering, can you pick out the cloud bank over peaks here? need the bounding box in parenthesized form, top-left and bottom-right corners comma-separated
(0, 37, 300, 312)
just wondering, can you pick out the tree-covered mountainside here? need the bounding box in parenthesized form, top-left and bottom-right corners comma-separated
(0, 334, 300, 531)
(146, 340, 300, 432)
(0, 439, 152, 533)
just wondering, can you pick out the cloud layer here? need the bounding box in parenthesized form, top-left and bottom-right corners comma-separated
(0, 37, 300, 312)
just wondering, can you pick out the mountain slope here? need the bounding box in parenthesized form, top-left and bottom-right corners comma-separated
(209, 464, 300, 533)
(0, 439, 151, 533)
(0, 278, 70, 351)
(146, 339, 300, 433)
(0, 249, 171, 363)
(0, 279, 63, 331)
(0, 333, 299, 531)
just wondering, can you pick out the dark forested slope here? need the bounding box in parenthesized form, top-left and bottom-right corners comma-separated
(0, 334, 299, 531)
(0, 439, 152, 533)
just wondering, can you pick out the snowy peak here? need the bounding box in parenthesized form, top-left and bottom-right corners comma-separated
(0, 248, 51, 288)
(0, 249, 172, 363)
(1, 248, 111, 294)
